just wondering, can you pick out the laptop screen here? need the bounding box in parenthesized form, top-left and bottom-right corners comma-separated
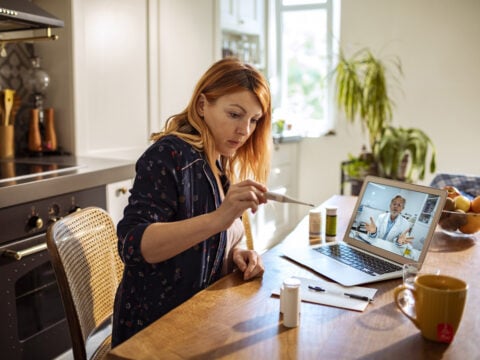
(346, 176, 446, 263)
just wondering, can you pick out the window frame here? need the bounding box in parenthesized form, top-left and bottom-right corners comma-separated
(272, 0, 339, 137)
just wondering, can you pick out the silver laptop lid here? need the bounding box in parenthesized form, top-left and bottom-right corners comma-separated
(344, 176, 447, 266)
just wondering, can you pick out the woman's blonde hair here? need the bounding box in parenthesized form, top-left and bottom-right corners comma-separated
(151, 58, 272, 184)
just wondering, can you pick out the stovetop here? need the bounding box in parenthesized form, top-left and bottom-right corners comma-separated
(0, 158, 85, 184)
(0, 155, 135, 209)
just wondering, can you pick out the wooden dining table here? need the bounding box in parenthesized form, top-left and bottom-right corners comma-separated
(107, 195, 480, 360)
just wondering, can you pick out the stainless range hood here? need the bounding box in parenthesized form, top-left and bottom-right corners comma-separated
(0, 0, 64, 33)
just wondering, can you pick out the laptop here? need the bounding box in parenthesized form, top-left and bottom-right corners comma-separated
(283, 176, 447, 286)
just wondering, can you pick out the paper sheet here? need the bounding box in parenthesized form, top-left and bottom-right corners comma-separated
(272, 276, 378, 312)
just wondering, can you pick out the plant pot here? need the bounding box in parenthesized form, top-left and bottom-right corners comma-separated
(350, 178, 364, 196)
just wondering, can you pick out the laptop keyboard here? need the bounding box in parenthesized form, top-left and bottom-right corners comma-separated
(314, 243, 401, 276)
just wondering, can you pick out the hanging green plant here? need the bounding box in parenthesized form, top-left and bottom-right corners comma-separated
(334, 48, 402, 152)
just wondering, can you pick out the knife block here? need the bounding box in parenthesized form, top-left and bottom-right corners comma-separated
(0, 125, 14, 158)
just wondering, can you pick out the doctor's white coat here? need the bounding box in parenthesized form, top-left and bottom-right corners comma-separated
(371, 213, 411, 243)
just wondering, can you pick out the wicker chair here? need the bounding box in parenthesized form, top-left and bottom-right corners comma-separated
(46, 207, 123, 360)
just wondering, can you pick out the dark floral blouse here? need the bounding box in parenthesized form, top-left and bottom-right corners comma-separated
(112, 135, 228, 346)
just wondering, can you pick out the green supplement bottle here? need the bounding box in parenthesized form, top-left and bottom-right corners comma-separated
(325, 206, 337, 242)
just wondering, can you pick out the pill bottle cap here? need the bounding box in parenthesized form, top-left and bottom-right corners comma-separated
(309, 209, 321, 217)
(326, 207, 337, 215)
(283, 277, 301, 289)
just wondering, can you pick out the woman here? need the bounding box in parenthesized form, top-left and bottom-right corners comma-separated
(112, 58, 272, 346)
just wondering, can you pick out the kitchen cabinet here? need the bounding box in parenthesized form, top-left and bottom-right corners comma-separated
(220, 0, 264, 35)
(219, 0, 266, 70)
(34, 0, 216, 161)
(33, 0, 156, 160)
(248, 141, 300, 252)
(106, 178, 133, 227)
(71, 0, 152, 160)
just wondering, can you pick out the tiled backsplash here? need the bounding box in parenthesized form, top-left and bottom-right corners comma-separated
(0, 43, 36, 156)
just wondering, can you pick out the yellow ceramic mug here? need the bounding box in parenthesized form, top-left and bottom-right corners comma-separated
(394, 274, 467, 343)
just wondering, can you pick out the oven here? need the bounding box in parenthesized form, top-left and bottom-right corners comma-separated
(0, 186, 106, 360)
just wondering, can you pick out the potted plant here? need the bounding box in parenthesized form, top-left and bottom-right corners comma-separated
(341, 149, 375, 195)
(335, 48, 401, 151)
(334, 48, 436, 188)
(374, 126, 436, 182)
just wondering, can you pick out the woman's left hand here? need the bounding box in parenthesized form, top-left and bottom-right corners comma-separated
(232, 248, 265, 280)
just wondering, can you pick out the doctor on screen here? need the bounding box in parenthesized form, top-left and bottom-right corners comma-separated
(365, 195, 412, 245)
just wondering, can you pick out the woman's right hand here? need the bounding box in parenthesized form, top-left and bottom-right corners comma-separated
(216, 179, 268, 229)
(141, 179, 267, 263)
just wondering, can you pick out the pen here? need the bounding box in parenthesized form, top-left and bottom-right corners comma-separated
(308, 285, 373, 302)
(308, 285, 325, 292)
(344, 292, 374, 302)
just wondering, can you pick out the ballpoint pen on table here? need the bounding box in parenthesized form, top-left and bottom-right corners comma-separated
(308, 285, 325, 292)
(265, 191, 315, 207)
(344, 292, 374, 302)
(308, 285, 374, 302)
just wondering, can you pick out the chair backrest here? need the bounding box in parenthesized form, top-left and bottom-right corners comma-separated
(430, 173, 480, 198)
(46, 207, 123, 360)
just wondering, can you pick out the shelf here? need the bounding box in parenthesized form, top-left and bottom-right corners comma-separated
(221, 31, 264, 69)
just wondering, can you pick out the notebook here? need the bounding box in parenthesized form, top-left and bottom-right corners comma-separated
(283, 176, 447, 286)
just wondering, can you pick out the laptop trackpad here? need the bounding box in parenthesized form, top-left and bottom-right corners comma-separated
(283, 248, 373, 287)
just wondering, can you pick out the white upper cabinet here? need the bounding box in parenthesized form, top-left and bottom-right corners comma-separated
(72, 0, 152, 159)
(220, 0, 264, 35)
(73, 0, 149, 160)
(35, 0, 215, 160)
(34, 0, 157, 160)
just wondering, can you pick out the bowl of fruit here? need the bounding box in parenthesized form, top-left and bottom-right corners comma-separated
(438, 186, 480, 237)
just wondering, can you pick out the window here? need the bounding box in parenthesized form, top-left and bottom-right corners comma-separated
(272, 0, 339, 137)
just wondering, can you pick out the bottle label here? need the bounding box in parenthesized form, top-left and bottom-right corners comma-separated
(326, 215, 337, 237)
(309, 210, 322, 241)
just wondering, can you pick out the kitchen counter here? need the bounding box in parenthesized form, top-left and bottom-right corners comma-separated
(0, 155, 135, 360)
(0, 156, 135, 208)
(272, 134, 303, 144)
